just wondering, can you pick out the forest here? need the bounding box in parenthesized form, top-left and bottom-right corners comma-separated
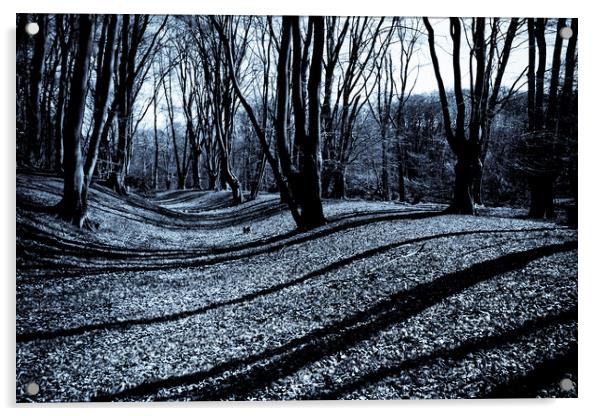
(16, 15, 578, 402)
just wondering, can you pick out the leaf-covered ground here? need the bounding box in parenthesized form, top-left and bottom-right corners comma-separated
(15, 173, 577, 402)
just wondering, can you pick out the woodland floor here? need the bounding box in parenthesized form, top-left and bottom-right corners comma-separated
(15, 172, 578, 402)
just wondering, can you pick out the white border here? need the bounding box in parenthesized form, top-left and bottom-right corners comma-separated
(2, 1, 601, 416)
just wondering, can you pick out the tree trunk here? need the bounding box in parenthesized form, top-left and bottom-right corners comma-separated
(298, 16, 326, 229)
(84, 15, 118, 191)
(27, 14, 47, 166)
(321, 165, 332, 198)
(110, 112, 129, 194)
(473, 160, 484, 205)
(220, 155, 242, 203)
(206, 164, 218, 191)
(110, 15, 132, 195)
(250, 152, 267, 200)
(191, 149, 201, 189)
(449, 156, 476, 215)
(215, 105, 241, 201)
(177, 173, 186, 190)
(208, 173, 216, 191)
(528, 176, 555, 219)
(397, 140, 405, 201)
(381, 137, 390, 201)
(533, 19, 547, 132)
(153, 91, 159, 190)
(275, 18, 296, 186)
(330, 167, 346, 199)
(526, 18, 559, 219)
(42, 49, 58, 169)
(54, 59, 68, 170)
(58, 15, 93, 228)
(209, 16, 302, 225)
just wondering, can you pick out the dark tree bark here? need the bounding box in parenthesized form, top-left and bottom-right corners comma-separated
(321, 17, 384, 199)
(162, 69, 189, 189)
(526, 18, 557, 219)
(527, 19, 536, 132)
(466, 17, 486, 206)
(290, 18, 309, 169)
(525, 18, 577, 219)
(83, 15, 118, 193)
(534, 19, 547, 132)
(170, 35, 204, 190)
(210, 16, 301, 225)
(57, 15, 94, 228)
(109, 14, 133, 194)
(320, 17, 349, 197)
(275, 18, 296, 188)
(196, 16, 245, 203)
(249, 22, 274, 200)
(152, 81, 159, 190)
(215, 111, 242, 203)
(200, 88, 219, 191)
(298, 16, 326, 228)
(40, 33, 60, 169)
(16, 14, 30, 157)
(425, 17, 519, 212)
(368, 26, 397, 201)
(397, 140, 406, 201)
(560, 19, 578, 221)
(107, 15, 168, 194)
(53, 14, 74, 172)
(212, 15, 325, 229)
(545, 18, 566, 132)
(390, 19, 419, 202)
(26, 14, 47, 165)
(190, 147, 201, 189)
(273, 16, 326, 227)
(424, 17, 475, 214)
(214, 31, 243, 203)
(474, 18, 519, 205)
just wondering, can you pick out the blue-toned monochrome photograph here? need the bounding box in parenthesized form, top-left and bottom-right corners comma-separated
(15, 14, 577, 402)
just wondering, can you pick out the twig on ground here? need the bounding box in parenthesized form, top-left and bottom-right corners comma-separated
(365, 243, 427, 277)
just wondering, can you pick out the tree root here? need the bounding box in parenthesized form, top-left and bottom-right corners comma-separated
(53, 200, 100, 230)
(80, 217, 100, 230)
(443, 204, 476, 215)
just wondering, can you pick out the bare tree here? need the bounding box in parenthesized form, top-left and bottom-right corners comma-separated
(524, 18, 578, 218)
(212, 16, 326, 229)
(106, 15, 168, 194)
(210, 16, 298, 223)
(248, 17, 277, 200)
(367, 20, 399, 200)
(52, 14, 74, 171)
(423, 17, 520, 213)
(194, 16, 247, 204)
(26, 14, 47, 165)
(162, 61, 190, 189)
(391, 18, 420, 201)
(320, 17, 350, 195)
(321, 17, 386, 198)
(57, 15, 94, 227)
(83, 15, 119, 195)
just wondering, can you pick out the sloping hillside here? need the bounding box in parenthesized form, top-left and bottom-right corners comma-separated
(16, 173, 577, 401)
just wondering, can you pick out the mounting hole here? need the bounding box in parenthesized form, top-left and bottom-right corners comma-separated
(560, 26, 573, 40)
(26, 381, 39, 396)
(559, 377, 575, 392)
(25, 22, 39, 36)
